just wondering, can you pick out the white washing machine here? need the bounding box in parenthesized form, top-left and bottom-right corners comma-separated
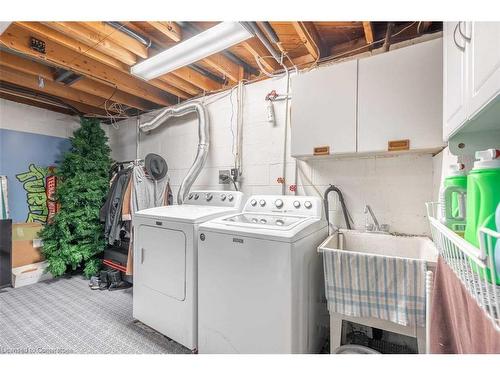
(133, 190, 243, 351)
(197, 195, 328, 353)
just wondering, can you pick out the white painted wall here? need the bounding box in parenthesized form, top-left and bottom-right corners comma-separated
(110, 72, 441, 236)
(0, 98, 79, 138)
(107, 117, 137, 162)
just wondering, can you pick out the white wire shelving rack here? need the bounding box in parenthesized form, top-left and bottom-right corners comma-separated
(426, 202, 500, 331)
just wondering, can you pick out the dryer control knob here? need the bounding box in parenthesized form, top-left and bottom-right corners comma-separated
(250, 199, 257, 206)
(206, 193, 213, 201)
(228, 194, 234, 202)
(220, 194, 226, 201)
(275, 199, 284, 208)
(293, 200, 301, 208)
(259, 199, 266, 207)
(194, 193, 199, 200)
(188, 193, 194, 200)
(304, 200, 312, 209)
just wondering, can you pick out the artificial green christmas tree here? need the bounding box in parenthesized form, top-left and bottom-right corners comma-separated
(40, 118, 111, 278)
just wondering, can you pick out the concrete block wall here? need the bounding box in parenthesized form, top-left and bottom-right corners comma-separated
(0, 98, 79, 137)
(110, 76, 437, 236)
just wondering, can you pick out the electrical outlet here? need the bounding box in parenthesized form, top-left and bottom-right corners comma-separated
(219, 169, 230, 184)
(230, 168, 239, 181)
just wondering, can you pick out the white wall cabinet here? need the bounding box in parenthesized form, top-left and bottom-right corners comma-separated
(357, 38, 444, 153)
(443, 22, 500, 140)
(443, 22, 469, 139)
(291, 38, 444, 158)
(290, 60, 358, 157)
(468, 22, 500, 119)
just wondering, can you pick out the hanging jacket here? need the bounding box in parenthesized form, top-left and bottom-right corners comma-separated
(101, 168, 131, 245)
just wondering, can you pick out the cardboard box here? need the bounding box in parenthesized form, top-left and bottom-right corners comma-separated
(12, 261, 52, 288)
(12, 223, 44, 268)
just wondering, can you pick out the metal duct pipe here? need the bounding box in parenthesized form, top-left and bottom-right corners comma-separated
(105, 22, 152, 47)
(260, 22, 280, 44)
(139, 101, 209, 204)
(242, 22, 282, 63)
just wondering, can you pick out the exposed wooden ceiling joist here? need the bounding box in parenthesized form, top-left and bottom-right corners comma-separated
(158, 74, 201, 96)
(15, 22, 187, 101)
(44, 22, 138, 65)
(0, 50, 154, 111)
(0, 65, 120, 112)
(240, 37, 281, 74)
(292, 21, 324, 61)
(16, 22, 128, 71)
(80, 22, 149, 59)
(0, 24, 173, 106)
(172, 66, 222, 92)
(148, 22, 182, 43)
(362, 21, 374, 44)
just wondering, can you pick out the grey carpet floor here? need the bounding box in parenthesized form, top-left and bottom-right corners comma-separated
(0, 276, 191, 354)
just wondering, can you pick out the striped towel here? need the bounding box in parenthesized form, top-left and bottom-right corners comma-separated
(323, 250, 427, 327)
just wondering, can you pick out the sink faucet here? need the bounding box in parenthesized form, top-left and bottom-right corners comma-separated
(364, 205, 389, 233)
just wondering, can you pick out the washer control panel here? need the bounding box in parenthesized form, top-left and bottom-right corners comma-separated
(243, 195, 322, 217)
(185, 190, 243, 208)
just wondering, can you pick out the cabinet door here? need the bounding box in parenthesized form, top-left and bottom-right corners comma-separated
(291, 59, 357, 157)
(358, 38, 444, 153)
(443, 22, 469, 141)
(468, 22, 500, 118)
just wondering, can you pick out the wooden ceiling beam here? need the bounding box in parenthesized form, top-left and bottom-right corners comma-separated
(158, 75, 201, 96)
(15, 22, 128, 72)
(80, 22, 149, 59)
(0, 24, 173, 106)
(0, 50, 153, 111)
(240, 37, 281, 73)
(0, 50, 54, 80)
(148, 78, 190, 100)
(172, 66, 222, 92)
(291, 53, 315, 68)
(362, 22, 374, 44)
(292, 22, 324, 61)
(43, 22, 138, 65)
(201, 53, 240, 83)
(148, 22, 182, 42)
(329, 37, 371, 59)
(0, 65, 120, 112)
(15, 22, 184, 102)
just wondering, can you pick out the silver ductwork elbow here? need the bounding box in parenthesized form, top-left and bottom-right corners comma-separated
(139, 101, 209, 204)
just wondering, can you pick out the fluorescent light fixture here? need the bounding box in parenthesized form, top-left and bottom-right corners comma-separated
(131, 22, 253, 81)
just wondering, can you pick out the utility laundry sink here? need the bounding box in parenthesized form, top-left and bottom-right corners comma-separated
(319, 229, 438, 265)
(319, 229, 438, 354)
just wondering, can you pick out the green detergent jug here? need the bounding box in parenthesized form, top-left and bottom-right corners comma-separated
(439, 163, 467, 234)
(465, 149, 500, 284)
